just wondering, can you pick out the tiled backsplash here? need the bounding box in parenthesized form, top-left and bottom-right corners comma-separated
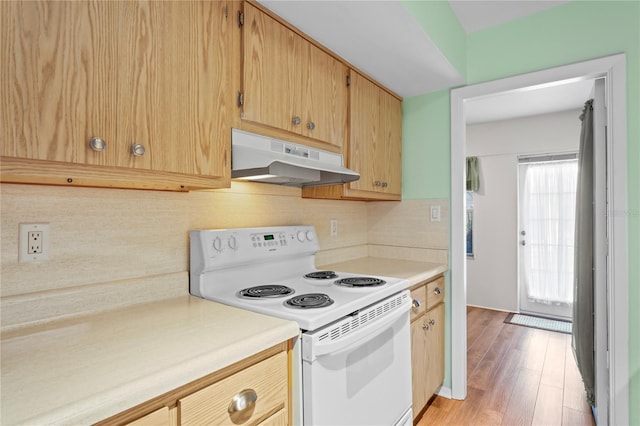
(1, 183, 448, 330)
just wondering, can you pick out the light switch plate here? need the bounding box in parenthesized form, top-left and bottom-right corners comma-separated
(430, 205, 441, 222)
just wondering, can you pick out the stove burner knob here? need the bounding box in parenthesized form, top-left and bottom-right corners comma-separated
(228, 235, 238, 250)
(296, 231, 306, 242)
(305, 231, 314, 241)
(212, 236, 223, 252)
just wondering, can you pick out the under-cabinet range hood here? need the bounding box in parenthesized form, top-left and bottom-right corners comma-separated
(231, 129, 359, 187)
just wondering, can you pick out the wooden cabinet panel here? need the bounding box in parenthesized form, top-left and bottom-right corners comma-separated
(302, 70, 402, 201)
(411, 316, 429, 416)
(1, 0, 232, 191)
(241, 3, 346, 149)
(424, 302, 445, 398)
(1, 1, 118, 166)
(410, 274, 445, 419)
(242, 2, 300, 135)
(179, 351, 287, 425)
(126, 407, 171, 426)
(301, 42, 347, 146)
(426, 276, 445, 310)
(410, 285, 427, 322)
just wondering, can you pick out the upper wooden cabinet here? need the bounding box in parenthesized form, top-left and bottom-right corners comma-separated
(240, 2, 348, 150)
(1, 0, 232, 191)
(303, 70, 402, 201)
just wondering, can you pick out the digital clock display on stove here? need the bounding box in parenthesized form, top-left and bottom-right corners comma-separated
(263, 234, 274, 241)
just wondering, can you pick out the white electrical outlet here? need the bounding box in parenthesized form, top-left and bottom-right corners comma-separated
(19, 223, 50, 262)
(330, 219, 338, 236)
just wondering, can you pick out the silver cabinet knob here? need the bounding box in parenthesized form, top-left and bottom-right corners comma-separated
(131, 144, 146, 156)
(521, 230, 526, 236)
(375, 180, 381, 187)
(306, 121, 316, 130)
(89, 137, 107, 152)
(520, 240, 526, 246)
(382, 182, 388, 188)
(292, 116, 301, 126)
(429, 318, 436, 326)
(422, 323, 430, 331)
(433, 287, 442, 295)
(412, 299, 421, 308)
(227, 389, 258, 424)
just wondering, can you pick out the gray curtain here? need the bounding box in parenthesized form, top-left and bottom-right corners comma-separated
(466, 157, 480, 192)
(572, 99, 595, 406)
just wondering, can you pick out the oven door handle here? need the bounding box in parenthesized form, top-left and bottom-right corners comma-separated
(304, 304, 410, 361)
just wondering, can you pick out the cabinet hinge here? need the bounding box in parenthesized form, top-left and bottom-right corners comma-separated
(238, 11, 244, 27)
(237, 92, 244, 107)
(346, 75, 351, 87)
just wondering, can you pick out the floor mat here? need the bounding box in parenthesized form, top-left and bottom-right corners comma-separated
(504, 313, 572, 334)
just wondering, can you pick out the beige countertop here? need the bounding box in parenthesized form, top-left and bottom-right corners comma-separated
(0, 296, 299, 426)
(319, 257, 448, 287)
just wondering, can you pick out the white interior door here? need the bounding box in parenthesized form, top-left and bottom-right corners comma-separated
(517, 156, 578, 319)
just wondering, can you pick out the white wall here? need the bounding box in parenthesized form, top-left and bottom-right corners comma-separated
(465, 109, 581, 312)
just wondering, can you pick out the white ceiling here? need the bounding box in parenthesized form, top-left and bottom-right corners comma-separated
(448, 0, 569, 34)
(465, 78, 595, 124)
(256, 0, 582, 123)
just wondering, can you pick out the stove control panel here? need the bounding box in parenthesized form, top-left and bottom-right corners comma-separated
(190, 226, 319, 272)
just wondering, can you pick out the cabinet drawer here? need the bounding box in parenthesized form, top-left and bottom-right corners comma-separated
(425, 276, 445, 310)
(126, 407, 170, 426)
(179, 351, 287, 425)
(410, 285, 426, 321)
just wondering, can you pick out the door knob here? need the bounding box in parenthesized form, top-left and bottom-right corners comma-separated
(521, 230, 526, 236)
(520, 240, 526, 246)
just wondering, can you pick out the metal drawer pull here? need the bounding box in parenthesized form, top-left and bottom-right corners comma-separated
(306, 121, 316, 130)
(228, 389, 258, 424)
(292, 116, 301, 125)
(382, 181, 388, 188)
(89, 137, 107, 151)
(429, 319, 436, 326)
(412, 299, 421, 308)
(433, 287, 441, 295)
(422, 323, 430, 331)
(130, 143, 146, 156)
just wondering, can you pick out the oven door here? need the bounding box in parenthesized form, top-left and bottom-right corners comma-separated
(301, 291, 412, 426)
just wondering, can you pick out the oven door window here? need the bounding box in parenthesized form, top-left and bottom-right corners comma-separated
(301, 311, 412, 426)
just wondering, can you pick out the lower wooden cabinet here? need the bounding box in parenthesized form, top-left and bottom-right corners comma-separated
(97, 342, 290, 426)
(179, 351, 287, 425)
(410, 275, 445, 420)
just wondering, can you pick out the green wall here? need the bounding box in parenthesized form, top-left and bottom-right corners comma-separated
(403, 1, 640, 423)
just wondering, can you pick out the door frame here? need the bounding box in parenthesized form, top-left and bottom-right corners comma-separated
(450, 54, 628, 424)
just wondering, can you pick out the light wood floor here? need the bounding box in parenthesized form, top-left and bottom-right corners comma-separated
(417, 306, 596, 426)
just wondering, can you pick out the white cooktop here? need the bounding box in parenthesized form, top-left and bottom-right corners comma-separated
(189, 226, 409, 331)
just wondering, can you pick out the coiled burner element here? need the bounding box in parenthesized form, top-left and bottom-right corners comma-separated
(238, 285, 294, 298)
(304, 271, 338, 280)
(285, 293, 334, 309)
(335, 277, 386, 288)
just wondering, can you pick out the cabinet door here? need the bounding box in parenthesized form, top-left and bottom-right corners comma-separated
(301, 43, 347, 148)
(425, 303, 445, 398)
(347, 70, 402, 197)
(411, 317, 428, 418)
(348, 71, 380, 193)
(379, 88, 403, 195)
(117, 1, 231, 177)
(242, 3, 301, 135)
(1, 0, 118, 166)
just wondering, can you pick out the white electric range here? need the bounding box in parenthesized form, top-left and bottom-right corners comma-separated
(190, 225, 413, 426)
